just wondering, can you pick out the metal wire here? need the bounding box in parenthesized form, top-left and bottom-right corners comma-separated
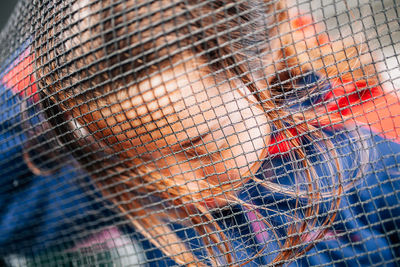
(0, 0, 399, 266)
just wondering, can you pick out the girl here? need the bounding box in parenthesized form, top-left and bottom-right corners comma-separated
(3, 0, 400, 265)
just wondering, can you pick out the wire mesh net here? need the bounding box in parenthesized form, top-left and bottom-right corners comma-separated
(0, 0, 399, 266)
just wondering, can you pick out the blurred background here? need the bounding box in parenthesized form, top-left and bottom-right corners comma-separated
(0, 0, 17, 31)
(289, 0, 400, 89)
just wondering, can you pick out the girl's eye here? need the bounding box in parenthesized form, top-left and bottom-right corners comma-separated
(180, 132, 210, 148)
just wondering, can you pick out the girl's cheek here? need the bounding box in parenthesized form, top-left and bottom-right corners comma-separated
(213, 90, 271, 177)
(179, 96, 270, 187)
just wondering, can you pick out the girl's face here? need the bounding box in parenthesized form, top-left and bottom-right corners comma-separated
(76, 56, 270, 196)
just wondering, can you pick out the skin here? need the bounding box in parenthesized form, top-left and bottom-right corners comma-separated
(76, 56, 270, 206)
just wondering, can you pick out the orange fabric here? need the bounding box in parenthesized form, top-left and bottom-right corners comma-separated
(353, 92, 400, 142)
(2, 48, 38, 102)
(326, 80, 400, 142)
(268, 128, 300, 155)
